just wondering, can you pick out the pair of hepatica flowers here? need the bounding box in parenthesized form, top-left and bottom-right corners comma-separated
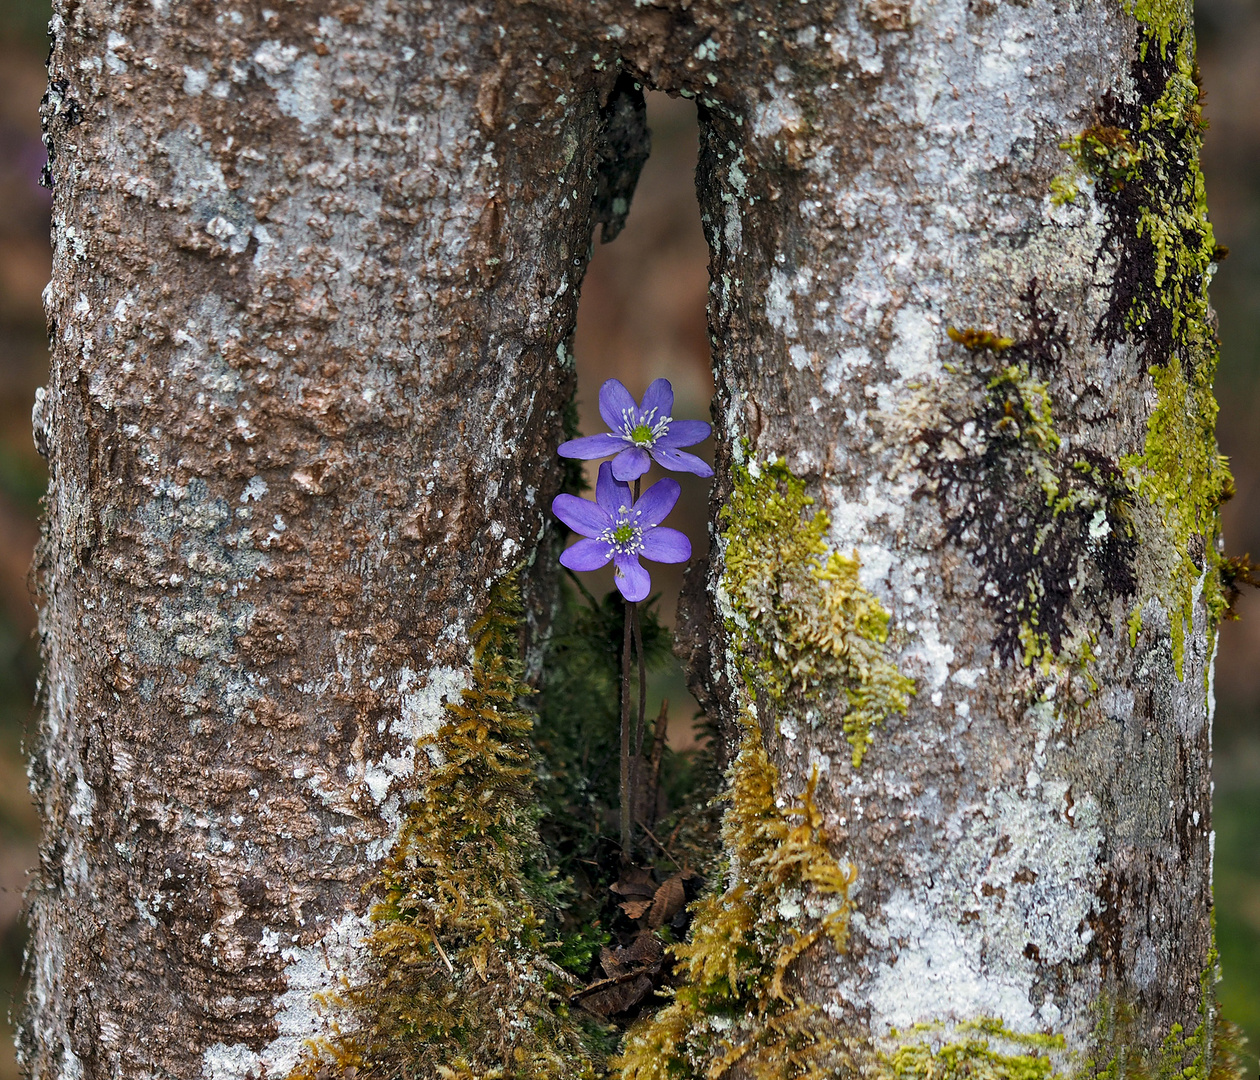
(552, 378, 712, 602)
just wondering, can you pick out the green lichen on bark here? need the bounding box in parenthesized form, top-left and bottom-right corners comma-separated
(289, 575, 602, 1080)
(614, 712, 856, 1080)
(876, 1018, 1067, 1080)
(1066, 5, 1233, 676)
(716, 454, 914, 768)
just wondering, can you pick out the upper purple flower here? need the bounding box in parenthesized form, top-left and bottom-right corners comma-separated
(558, 378, 713, 481)
(552, 462, 692, 602)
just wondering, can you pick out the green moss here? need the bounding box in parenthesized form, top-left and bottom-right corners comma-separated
(1062, 9, 1233, 678)
(717, 455, 914, 768)
(877, 1018, 1067, 1080)
(949, 325, 1017, 353)
(1080, 931, 1247, 1080)
(1052, 126, 1142, 205)
(289, 574, 603, 1080)
(1122, 0, 1188, 60)
(615, 712, 856, 1080)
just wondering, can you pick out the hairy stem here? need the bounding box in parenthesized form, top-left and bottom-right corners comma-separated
(620, 596, 634, 861)
(633, 606, 647, 762)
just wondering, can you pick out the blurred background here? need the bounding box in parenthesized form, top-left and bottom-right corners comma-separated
(0, 2, 1256, 1073)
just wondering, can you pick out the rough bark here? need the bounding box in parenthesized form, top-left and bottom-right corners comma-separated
(678, 0, 1218, 1056)
(29, 3, 618, 1075)
(27, 0, 1228, 1077)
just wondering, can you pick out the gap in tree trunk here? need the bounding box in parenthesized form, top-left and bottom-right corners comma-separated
(572, 90, 712, 748)
(533, 90, 727, 1031)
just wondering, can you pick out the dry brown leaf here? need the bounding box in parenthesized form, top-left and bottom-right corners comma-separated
(648, 872, 688, 929)
(619, 899, 653, 920)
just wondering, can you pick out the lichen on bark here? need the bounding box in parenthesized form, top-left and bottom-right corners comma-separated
(1063, 3, 1232, 676)
(716, 453, 914, 768)
(887, 289, 1138, 678)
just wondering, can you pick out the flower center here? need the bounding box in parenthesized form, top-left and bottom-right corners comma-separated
(600, 509, 644, 554)
(621, 408, 671, 448)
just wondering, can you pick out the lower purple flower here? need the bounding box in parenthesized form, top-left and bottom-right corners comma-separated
(552, 461, 692, 603)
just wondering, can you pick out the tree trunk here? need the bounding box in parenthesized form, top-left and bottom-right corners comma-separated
(27, 3, 615, 1075)
(27, 0, 1232, 1078)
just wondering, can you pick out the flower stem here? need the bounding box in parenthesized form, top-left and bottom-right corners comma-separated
(633, 606, 647, 762)
(620, 596, 634, 861)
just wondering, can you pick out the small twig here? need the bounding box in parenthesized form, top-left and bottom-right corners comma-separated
(535, 955, 583, 987)
(429, 930, 454, 974)
(666, 818, 683, 851)
(639, 823, 681, 870)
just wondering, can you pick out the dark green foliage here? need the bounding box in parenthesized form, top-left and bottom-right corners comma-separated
(533, 579, 718, 972)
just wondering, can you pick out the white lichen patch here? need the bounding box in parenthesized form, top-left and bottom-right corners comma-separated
(360, 665, 466, 807)
(253, 43, 330, 127)
(202, 911, 368, 1079)
(752, 82, 805, 142)
(846, 784, 1101, 1037)
(820, 475, 954, 693)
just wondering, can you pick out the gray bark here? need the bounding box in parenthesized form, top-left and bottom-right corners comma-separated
(27, 0, 1224, 1076)
(29, 3, 607, 1075)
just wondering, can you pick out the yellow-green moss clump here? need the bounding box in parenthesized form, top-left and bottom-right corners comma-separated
(717, 455, 914, 768)
(615, 712, 856, 1080)
(877, 1019, 1067, 1080)
(1058, 4, 1233, 677)
(289, 576, 601, 1080)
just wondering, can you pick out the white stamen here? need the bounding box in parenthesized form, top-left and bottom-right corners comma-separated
(598, 505, 647, 554)
(620, 406, 673, 448)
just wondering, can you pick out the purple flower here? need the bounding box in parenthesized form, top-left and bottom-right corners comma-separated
(558, 378, 713, 481)
(552, 462, 692, 602)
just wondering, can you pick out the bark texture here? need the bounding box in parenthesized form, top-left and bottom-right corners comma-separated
(28, 0, 1227, 1077)
(29, 2, 620, 1075)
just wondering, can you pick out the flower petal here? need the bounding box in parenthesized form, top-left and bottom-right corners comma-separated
(596, 460, 633, 513)
(613, 553, 651, 602)
(552, 493, 610, 538)
(598, 379, 638, 434)
(655, 419, 711, 449)
(650, 447, 714, 478)
(640, 378, 674, 422)
(641, 526, 691, 564)
(558, 433, 627, 460)
(560, 537, 613, 572)
(611, 447, 651, 481)
(634, 477, 681, 526)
